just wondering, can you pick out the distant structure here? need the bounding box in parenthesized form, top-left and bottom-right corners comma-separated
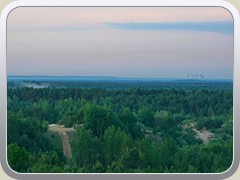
(186, 74, 205, 80)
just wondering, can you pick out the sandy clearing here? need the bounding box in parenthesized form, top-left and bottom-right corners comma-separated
(193, 128, 214, 145)
(182, 121, 214, 145)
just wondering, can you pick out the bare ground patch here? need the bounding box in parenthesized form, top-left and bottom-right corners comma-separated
(182, 121, 214, 145)
(193, 128, 214, 145)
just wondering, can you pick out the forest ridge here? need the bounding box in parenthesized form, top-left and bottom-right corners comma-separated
(7, 80, 233, 173)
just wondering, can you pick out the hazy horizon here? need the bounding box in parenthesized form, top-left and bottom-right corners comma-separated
(7, 74, 233, 81)
(7, 7, 233, 79)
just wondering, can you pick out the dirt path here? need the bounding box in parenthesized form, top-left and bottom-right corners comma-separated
(48, 124, 75, 161)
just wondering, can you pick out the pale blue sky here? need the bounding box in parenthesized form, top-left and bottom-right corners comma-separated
(7, 7, 233, 79)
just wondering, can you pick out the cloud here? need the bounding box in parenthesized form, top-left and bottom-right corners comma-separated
(106, 21, 233, 35)
(8, 20, 233, 35)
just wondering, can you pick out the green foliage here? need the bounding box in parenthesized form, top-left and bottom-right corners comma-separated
(155, 110, 169, 123)
(139, 138, 159, 168)
(103, 126, 131, 166)
(154, 110, 172, 131)
(30, 151, 64, 173)
(83, 104, 115, 137)
(137, 107, 155, 127)
(7, 86, 233, 173)
(120, 108, 137, 124)
(128, 123, 144, 139)
(43, 132, 64, 158)
(196, 116, 224, 130)
(92, 161, 105, 173)
(107, 161, 125, 173)
(159, 138, 177, 168)
(42, 120, 49, 132)
(7, 143, 30, 172)
(121, 147, 141, 169)
(71, 127, 101, 169)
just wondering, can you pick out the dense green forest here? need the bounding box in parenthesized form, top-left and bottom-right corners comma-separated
(7, 81, 233, 173)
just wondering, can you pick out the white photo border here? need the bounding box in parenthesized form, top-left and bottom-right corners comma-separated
(0, 0, 239, 180)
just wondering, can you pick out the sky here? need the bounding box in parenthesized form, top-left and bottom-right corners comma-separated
(7, 7, 233, 79)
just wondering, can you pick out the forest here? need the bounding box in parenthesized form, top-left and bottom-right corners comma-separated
(7, 80, 233, 173)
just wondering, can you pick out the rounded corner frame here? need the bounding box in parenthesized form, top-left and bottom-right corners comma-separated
(0, 0, 239, 180)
